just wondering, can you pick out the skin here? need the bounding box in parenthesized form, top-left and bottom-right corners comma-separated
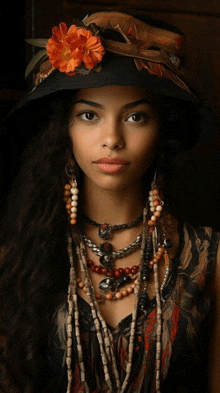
(69, 85, 161, 223)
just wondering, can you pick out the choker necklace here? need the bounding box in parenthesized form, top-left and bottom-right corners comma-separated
(82, 232, 142, 269)
(83, 213, 143, 240)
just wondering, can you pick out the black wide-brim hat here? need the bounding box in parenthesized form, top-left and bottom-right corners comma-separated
(12, 54, 197, 115)
(9, 11, 200, 116)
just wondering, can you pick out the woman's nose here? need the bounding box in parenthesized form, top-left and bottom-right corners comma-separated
(101, 117, 125, 150)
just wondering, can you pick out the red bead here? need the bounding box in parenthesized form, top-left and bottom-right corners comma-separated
(125, 267, 131, 275)
(118, 268, 124, 274)
(132, 265, 138, 270)
(91, 266, 96, 272)
(108, 271, 114, 278)
(114, 269, 122, 278)
(100, 224, 108, 230)
(95, 266, 101, 273)
(101, 267, 108, 274)
(87, 259, 94, 266)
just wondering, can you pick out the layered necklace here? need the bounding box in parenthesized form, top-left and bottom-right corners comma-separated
(66, 181, 174, 393)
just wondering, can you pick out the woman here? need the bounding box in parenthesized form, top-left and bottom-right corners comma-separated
(0, 10, 220, 393)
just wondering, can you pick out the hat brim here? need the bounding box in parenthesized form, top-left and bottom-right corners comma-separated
(9, 55, 197, 116)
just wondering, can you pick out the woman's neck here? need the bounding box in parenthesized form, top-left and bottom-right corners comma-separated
(81, 181, 146, 224)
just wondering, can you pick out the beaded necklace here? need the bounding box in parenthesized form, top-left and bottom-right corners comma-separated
(65, 182, 173, 393)
(84, 213, 143, 240)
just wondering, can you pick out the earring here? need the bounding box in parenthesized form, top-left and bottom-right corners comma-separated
(148, 175, 163, 231)
(64, 157, 79, 226)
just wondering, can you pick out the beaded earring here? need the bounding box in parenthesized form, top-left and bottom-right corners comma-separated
(64, 157, 79, 226)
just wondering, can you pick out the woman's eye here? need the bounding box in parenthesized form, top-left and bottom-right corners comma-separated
(126, 113, 149, 123)
(79, 112, 98, 121)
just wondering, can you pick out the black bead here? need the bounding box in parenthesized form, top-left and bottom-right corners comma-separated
(141, 267, 150, 282)
(115, 274, 131, 290)
(163, 238, 173, 249)
(138, 292, 149, 311)
(100, 242, 113, 255)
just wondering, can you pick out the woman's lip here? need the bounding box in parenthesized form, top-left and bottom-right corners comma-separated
(94, 157, 130, 165)
(96, 163, 128, 173)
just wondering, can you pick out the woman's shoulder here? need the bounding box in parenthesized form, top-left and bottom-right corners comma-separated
(182, 222, 220, 250)
(175, 222, 220, 297)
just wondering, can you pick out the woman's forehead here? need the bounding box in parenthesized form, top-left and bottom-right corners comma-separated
(75, 85, 155, 103)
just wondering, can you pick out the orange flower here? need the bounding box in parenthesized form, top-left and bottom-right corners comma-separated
(75, 28, 105, 69)
(46, 23, 105, 75)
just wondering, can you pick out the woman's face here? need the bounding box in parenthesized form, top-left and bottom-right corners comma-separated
(69, 85, 160, 192)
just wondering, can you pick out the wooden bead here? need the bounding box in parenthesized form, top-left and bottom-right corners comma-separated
(70, 218, 77, 225)
(106, 293, 113, 300)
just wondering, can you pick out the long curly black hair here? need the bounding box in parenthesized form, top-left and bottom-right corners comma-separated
(0, 90, 219, 392)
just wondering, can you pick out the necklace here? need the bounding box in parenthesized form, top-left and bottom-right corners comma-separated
(84, 213, 143, 240)
(66, 183, 173, 393)
(87, 258, 139, 278)
(82, 232, 142, 269)
(77, 276, 138, 302)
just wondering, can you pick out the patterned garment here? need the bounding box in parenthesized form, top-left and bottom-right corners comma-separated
(0, 224, 218, 393)
(48, 223, 219, 393)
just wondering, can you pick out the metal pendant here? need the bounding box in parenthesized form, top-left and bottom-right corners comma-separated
(98, 224, 112, 240)
(99, 255, 113, 269)
(99, 277, 115, 292)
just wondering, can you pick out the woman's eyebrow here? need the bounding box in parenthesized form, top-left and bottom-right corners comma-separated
(123, 99, 151, 110)
(73, 98, 150, 109)
(73, 99, 103, 108)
